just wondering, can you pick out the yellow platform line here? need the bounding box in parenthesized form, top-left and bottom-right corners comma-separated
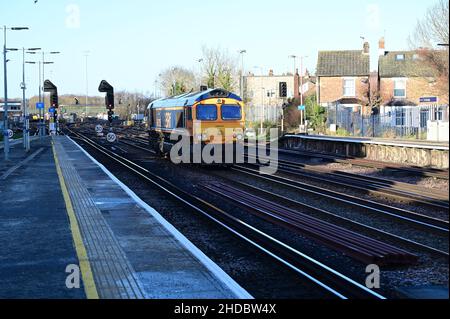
(52, 140, 99, 299)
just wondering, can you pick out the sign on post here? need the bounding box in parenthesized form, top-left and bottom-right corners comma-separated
(106, 132, 117, 143)
(95, 124, 103, 133)
(36, 102, 44, 109)
(7, 129, 13, 139)
(297, 105, 306, 111)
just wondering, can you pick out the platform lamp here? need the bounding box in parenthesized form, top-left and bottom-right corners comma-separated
(3, 26, 29, 161)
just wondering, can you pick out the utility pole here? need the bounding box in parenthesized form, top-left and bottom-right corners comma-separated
(84, 51, 90, 117)
(3, 26, 28, 161)
(299, 55, 308, 132)
(22, 48, 41, 151)
(2, 26, 9, 160)
(21, 48, 26, 150)
(238, 50, 246, 98)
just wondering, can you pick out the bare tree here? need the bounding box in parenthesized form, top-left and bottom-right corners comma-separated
(113, 90, 154, 120)
(409, 0, 449, 48)
(409, 0, 449, 100)
(200, 46, 238, 91)
(160, 66, 196, 97)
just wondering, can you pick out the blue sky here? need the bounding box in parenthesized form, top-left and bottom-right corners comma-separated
(1, 0, 437, 98)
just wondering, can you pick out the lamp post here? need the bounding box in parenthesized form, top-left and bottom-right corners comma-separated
(238, 50, 246, 98)
(299, 55, 308, 129)
(288, 55, 297, 76)
(84, 51, 90, 117)
(196, 58, 203, 89)
(3, 25, 29, 161)
(22, 48, 41, 152)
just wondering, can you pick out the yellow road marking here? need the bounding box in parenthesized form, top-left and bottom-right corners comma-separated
(52, 140, 99, 299)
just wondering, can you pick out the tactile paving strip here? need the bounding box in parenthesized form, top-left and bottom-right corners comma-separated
(54, 138, 146, 299)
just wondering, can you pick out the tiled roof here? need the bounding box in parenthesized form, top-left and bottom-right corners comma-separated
(379, 51, 436, 78)
(317, 50, 370, 77)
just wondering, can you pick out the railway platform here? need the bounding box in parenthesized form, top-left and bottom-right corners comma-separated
(282, 134, 449, 169)
(0, 135, 251, 299)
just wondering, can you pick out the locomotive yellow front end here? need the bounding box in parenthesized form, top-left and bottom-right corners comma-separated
(148, 88, 245, 164)
(192, 97, 245, 146)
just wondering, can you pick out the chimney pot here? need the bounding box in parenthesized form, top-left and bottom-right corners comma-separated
(363, 42, 370, 54)
(378, 37, 386, 56)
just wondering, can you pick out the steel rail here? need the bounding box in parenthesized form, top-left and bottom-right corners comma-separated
(245, 155, 449, 210)
(68, 129, 386, 299)
(232, 165, 449, 234)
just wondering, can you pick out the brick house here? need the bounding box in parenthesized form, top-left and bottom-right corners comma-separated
(378, 43, 448, 107)
(378, 37, 449, 127)
(243, 70, 316, 123)
(316, 43, 371, 110)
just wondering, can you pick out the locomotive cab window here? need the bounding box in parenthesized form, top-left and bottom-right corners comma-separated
(196, 104, 217, 121)
(221, 104, 242, 120)
(185, 107, 192, 121)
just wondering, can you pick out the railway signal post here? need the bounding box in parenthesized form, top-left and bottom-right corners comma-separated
(43, 80, 58, 135)
(98, 80, 115, 126)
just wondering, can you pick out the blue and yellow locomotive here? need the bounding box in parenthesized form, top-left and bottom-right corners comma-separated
(147, 88, 245, 163)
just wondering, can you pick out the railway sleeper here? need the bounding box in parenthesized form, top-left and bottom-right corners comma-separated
(202, 182, 418, 266)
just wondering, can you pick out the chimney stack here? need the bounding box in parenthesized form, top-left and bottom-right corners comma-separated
(363, 42, 370, 54)
(378, 37, 386, 56)
(269, 69, 274, 76)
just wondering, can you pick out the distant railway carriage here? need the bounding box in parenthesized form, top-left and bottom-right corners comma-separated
(147, 88, 245, 162)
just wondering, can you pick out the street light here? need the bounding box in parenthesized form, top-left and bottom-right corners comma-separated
(83, 51, 90, 117)
(299, 55, 308, 130)
(238, 50, 246, 98)
(22, 47, 41, 152)
(196, 58, 203, 89)
(2, 25, 29, 161)
(288, 55, 297, 75)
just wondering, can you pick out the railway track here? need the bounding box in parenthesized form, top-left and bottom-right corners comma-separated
(67, 128, 386, 299)
(109, 132, 449, 234)
(245, 155, 449, 211)
(206, 178, 449, 259)
(232, 165, 449, 236)
(274, 147, 449, 180)
(116, 134, 448, 208)
(76, 129, 449, 256)
(202, 182, 418, 266)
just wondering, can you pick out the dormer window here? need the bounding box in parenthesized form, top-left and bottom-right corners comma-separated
(395, 54, 405, 61)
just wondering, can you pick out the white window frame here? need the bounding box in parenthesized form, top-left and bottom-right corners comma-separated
(343, 77, 356, 97)
(393, 78, 407, 98)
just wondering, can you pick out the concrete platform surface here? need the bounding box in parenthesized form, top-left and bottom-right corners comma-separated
(285, 134, 449, 150)
(0, 135, 251, 299)
(0, 137, 86, 299)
